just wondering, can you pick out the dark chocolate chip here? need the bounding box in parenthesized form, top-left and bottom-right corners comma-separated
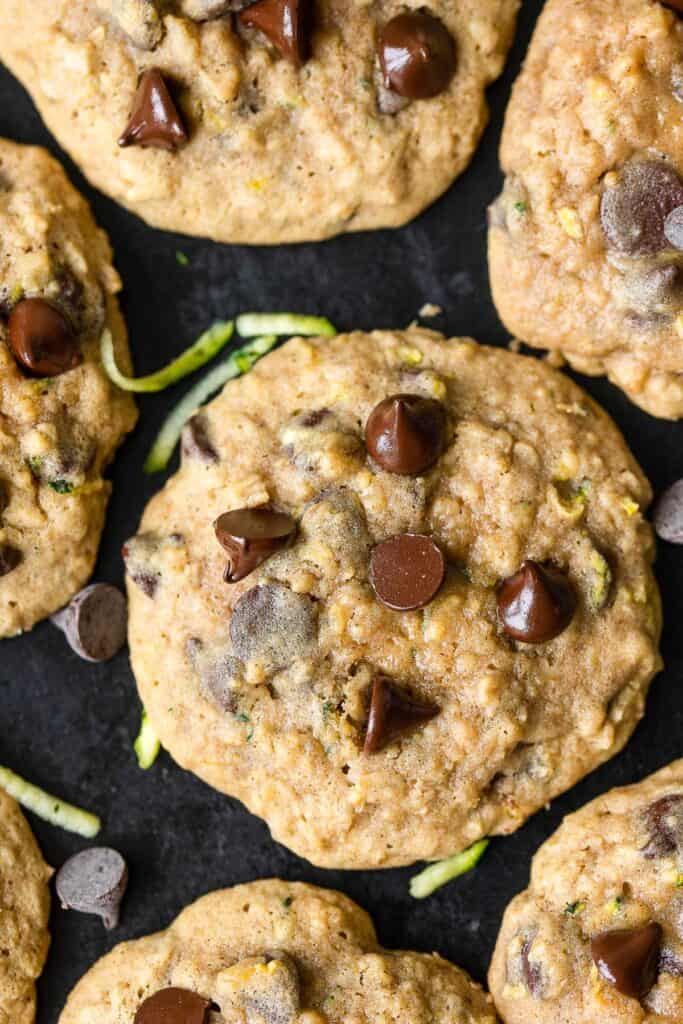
(55, 847, 128, 929)
(591, 923, 662, 999)
(50, 583, 127, 662)
(230, 583, 317, 667)
(365, 393, 446, 475)
(364, 675, 438, 753)
(642, 794, 683, 858)
(662, 0, 683, 13)
(520, 937, 544, 998)
(497, 560, 576, 643)
(0, 543, 20, 577)
(181, 414, 218, 463)
(134, 988, 212, 1024)
(378, 11, 456, 99)
(214, 507, 296, 583)
(239, 0, 314, 67)
(369, 533, 445, 611)
(119, 68, 188, 150)
(7, 298, 81, 377)
(600, 160, 683, 256)
(665, 205, 683, 249)
(653, 479, 683, 543)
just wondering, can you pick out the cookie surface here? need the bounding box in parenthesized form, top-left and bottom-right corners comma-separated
(489, 760, 683, 1023)
(489, 0, 683, 418)
(0, 789, 51, 1024)
(0, 140, 136, 636)
(126, 328, 661, 869)
(0, 0, 517, 244)
(59, 879, 497, 1023)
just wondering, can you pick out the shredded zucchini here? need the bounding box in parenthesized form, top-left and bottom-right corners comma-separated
(235, 313, 336, 338)
(0, 765, 101, 837)
(409, 839, 490, 899)
(134, 709, 161, 770)
(101, 321, 234, 393)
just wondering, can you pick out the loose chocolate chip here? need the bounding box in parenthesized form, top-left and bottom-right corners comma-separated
(134, 988, 212, 1024)
(497, 560, 576, 643)
(181, 414, 218, 463)
(239, 0, 314, 67)
(378, 11, 456, 100)
(7, 298, 80, 377)
(665, 205, 683, 249)
(369, 533, 445, 611)
(0, 543, 20, 577)
(654, 479, 683, 543)
(600, 160, 683, 256)
(56, 847, 128, 929)
(230, 583, 317, 667)
(365, 393, 446, 475)
(50, 583, 127, 662)
(591, 923, 662, 999)
(214, 508, 296, 583)
(642, 794, 683, 857)
(364, 675, 438, 753)
(118, 68, 188, 150)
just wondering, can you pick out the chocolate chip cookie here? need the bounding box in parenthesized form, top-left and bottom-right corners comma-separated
(0, 788, 51, 1024)
(489, 760, 683, 1023)
(489, 0, 683, 418)
(125, 328, 662, 868)
(0, 0, 518, 243)
(0, 140, 137, 636)
(59, 879, 498, 1023)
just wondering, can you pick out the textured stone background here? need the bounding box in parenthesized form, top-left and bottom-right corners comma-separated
(2, 1, 682, 1018)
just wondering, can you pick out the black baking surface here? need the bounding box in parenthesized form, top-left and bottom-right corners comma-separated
(2, 2, 683, 1019)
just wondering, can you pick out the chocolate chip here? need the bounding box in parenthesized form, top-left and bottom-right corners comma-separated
(118, 68, 188, 150)
(134, 988, 212, 1024)
(50, 583, 127, 662)
(369, 533, 445, 611)
(364, 675, 438, 753)
(0, 543, 20, 577)
(365, 393, 446, 475)
(122, 536, 162, 597)
(654, 479, 683, 543)
(181, 414, 218, 463)
(214, 508, 296, 583)
(497, 560, 576, 643)
(665, 205, 683, 249)
(642, 794, 683, 857)
(662, 0, 683, 13)
(55, 847, 128, 929)
(230, 583, 317, 667)
(600, 160, 683, 256)
(239, 0, 314, 67)
(7, 298, 81, 377)
(378, 11, 456, 100)
(520, 937, 544, 998)
(591, 923, 662, 999)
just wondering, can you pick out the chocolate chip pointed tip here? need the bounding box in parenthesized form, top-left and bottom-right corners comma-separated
(365, 393, 446, 475)
(591, 922, 662, 999)
(134, 987, 212, 1024)
(119, 68, 188, 150)
(364, 675, 438, 753)
(50, 583, 127, 662)
(497, 559, 576, 643)
(56, 847, 128, 929)
(239, 0, 314, 67)
(214, 507, 296, 582)
(8, 297, 81, 377)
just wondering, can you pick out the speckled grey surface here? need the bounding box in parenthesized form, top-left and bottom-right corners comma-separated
(2, 3, 683, 1020)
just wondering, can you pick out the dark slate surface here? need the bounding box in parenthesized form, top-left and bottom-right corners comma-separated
(1, 2, 682, 1019)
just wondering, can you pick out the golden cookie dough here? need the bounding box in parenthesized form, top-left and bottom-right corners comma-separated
(59, 879, 498, 1023)
(0, 0, 518, 243)
(489, 0, 683, 418)
(125, 328, 662, 868)
(0, 140, 136, 637)
(0, 789, 51, 1024)
(490, 760, 683, 1024)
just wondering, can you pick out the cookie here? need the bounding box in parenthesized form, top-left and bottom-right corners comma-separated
(0, 789, 52, 1024)
(0, 0, 518, 244)
(0, 140, 137, 636)
(59, 879, 498, 1023)
(488, 0, 683, 418)
(125, 328, 662, 869)
(489, 760, 683, 1023)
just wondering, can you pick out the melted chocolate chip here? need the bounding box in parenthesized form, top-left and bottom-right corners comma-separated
(378, 11, 456, 99)
(364, 675, 438, 753)
(239, 0, 314, 67)
(214, 508, 296, 583)
(365, 393, 446, 475)
(134, 988, 212, 1024)
(230, 583, 317, 667)
(654, 479, 683, 544)
(181, 414, 218, 463)
(591, 923, 662, 999)
(0, 543, 20, 577)
(370, 533, 445, 610)
(497, 560, 576, 643)
(50, 584, 127, 662)
(600, 160, 683, 256)
(119, 69, 188, 150)
(7, 298, 80, 377)
(642, 794, 683, 858)
(56, 847, 128, 929)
